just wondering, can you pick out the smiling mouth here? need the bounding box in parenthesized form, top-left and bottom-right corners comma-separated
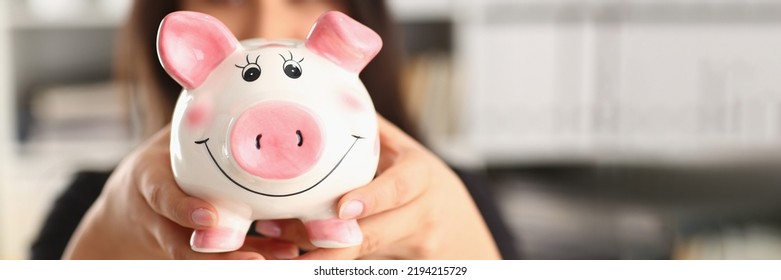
(195, 135, 363, 197)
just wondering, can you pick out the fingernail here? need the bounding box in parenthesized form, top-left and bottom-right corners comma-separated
(339, 200, 364, 219)
(190, 228, 244, 253)
(191, 208, 216, 227)
(272, 246, 300, 260)
(307, 219, 363, 247)
(255, 221, 281, 238)
(340, 220, 364, 245)
(239, 254, 265, 260)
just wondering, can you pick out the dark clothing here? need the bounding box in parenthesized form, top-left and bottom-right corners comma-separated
(30, 170, 110, 260)
(30, 168, 520, 260)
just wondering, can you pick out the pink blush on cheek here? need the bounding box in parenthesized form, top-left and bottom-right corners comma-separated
(185, 102, 212, 128)
(341, 93, 365, 113)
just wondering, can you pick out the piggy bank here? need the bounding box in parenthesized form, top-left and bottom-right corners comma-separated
(157, 11, 381, 253)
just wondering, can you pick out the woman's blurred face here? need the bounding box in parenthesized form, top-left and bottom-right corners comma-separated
(179, 0, 348, 41)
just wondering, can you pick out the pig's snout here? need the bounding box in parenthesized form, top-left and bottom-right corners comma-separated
(230, 101, 323, 180)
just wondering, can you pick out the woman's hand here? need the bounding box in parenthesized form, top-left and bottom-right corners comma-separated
(255, 116, 501, 259)
(63, 126, 298, 260)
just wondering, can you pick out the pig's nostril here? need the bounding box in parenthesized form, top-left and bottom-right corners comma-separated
(296, 130, 303, 147)
(255, 134, 262, 150)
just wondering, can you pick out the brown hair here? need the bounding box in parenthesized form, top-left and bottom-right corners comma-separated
(116, 0, 417, 139)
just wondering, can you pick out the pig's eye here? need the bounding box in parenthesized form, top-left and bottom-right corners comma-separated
(279, 50, 303, 79)
(236, 54, 261, 82)
(242, 65, 261, 82)
(283, 61, 302, 79)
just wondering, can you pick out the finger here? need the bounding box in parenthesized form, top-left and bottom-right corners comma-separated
(150, 211, 265, 260)
(255, 219, 317, 251)
(136, 129, 218, 229)
(296, 198, 425, 260)
(138, 162, 219, 229)
(158, 221, 299, 260)
(375, 114, 420, 150)
(341, 115, 451, 220)
(375, 115, 422, 174)
(335, 152, 430, 220)
(241, 237, 300, 260)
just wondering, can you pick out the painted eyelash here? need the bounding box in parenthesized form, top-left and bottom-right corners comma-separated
(278, 50, 304, 63)
(235, 54, 260, 68)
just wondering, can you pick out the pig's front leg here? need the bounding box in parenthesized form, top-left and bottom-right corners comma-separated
(190, 204, 252, 253)
(303, 218, 363, 248)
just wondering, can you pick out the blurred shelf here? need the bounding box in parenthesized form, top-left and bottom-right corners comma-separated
(8, 0, 129, 30)
(11, 18, 124, 30)
(445, 0, 781, 167)
(387, 0, 453, 22)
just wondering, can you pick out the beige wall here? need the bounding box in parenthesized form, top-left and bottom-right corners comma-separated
(0, 0, 16, 259)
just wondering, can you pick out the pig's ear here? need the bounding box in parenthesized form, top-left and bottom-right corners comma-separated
(157, 11, 239, 89)
(305, 11, 383, 73)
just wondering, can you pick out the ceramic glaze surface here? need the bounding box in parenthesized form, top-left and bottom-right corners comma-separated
(158, 11, 381, 252)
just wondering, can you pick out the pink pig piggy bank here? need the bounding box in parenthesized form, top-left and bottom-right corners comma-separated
(157, 11, 381, 253)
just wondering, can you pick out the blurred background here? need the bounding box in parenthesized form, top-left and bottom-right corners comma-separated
(3, 0, 781, 259)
